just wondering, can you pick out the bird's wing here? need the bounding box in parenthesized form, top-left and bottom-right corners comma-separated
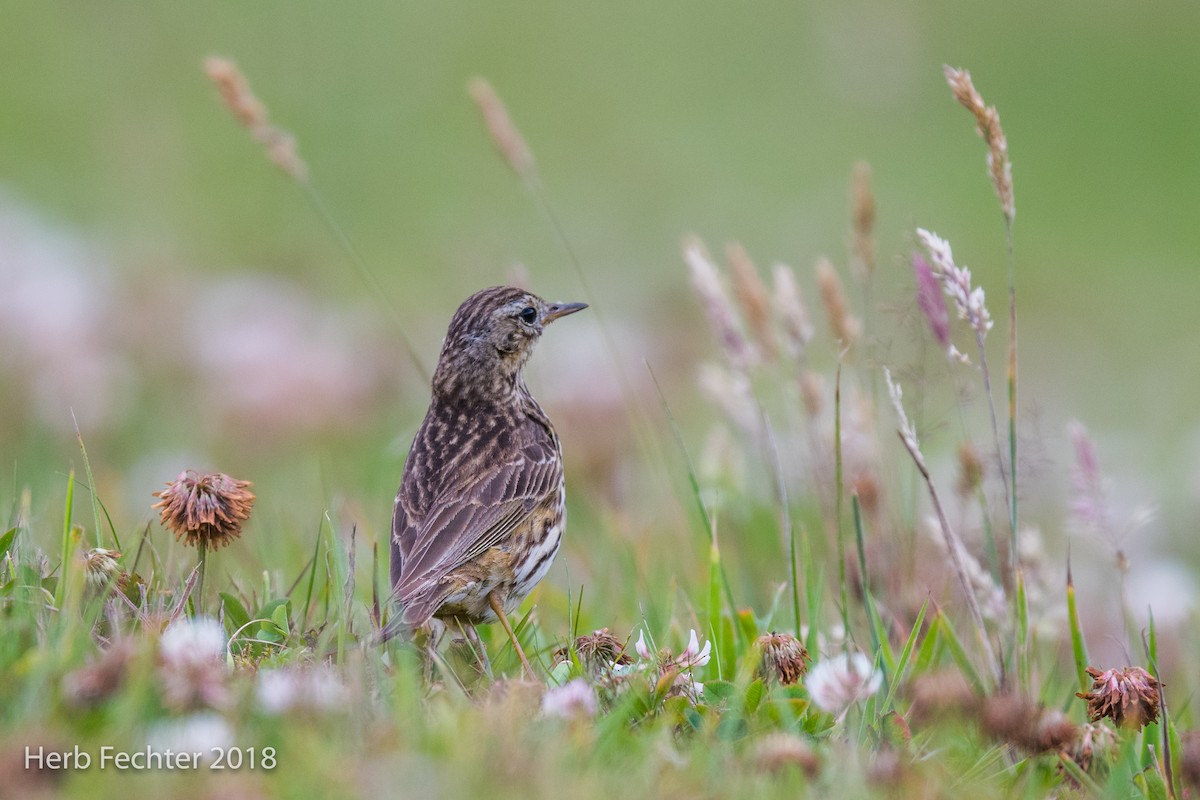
(393, 432, 561, 604)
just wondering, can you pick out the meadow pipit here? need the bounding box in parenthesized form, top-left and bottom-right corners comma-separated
(389, 286, 586, 677)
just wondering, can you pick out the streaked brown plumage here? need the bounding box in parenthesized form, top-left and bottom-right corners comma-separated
(389, 286, 586, 671)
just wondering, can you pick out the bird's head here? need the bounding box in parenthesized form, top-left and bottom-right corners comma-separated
(432, 286, 587, 400)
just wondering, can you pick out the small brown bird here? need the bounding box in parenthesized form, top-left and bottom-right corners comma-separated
(389, 286, 586, 676)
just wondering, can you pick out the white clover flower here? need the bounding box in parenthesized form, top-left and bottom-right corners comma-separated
(541, 678, 598, 720)
(159, 617, 227, 667)
(634, 630, 653, 661)
(916, 228, 993, 339)
(807, 652, 883, 716)
(145, 712, 233, 763)
(256, 666, 348, 715)
(676, 629, 712, 670)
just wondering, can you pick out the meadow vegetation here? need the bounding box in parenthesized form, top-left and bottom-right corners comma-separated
(1, 61, 1197, 800)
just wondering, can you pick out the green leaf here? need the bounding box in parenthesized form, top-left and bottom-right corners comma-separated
(0, 528, 16, 561)
(703, 680, 736, 705)
(219, 593, 251, 634)
(743, 678, 765, 716)
(272, 602, 291, 636)
(715, 715, 748, 741)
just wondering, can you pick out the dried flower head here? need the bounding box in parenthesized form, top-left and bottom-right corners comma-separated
(815, 258, 860, 346)
(807, 652, 883, 716)
(907, 669, 977, 725)
(755, 632, 809, 685)
(849, 161, 876, 281)
(727, 243, 777, 358)
(944, 66, 1014, 225)
(204, 56, 308, 181)
(1070, 722, 1118, 775)
(153, 470, 255, 550)
(685, 236, 757, 368)
(553, 628, 630, 674)
(62, 640, 134, 708)
(917, 229, 992, 340)
(752, 733, 821, 777)
(632, 628, 711, 704)
(1076, 666, 1161, 730)
(468, 77, 536, 181)
(981, 694, 1079, 753)
(82, 547, 122, 587)
(540, 678, 598, 720)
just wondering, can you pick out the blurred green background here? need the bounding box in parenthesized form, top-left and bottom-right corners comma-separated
(2, 1, 1198, 593)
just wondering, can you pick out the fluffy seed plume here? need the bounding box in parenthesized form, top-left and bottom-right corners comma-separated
(684, 235, 757, 368)
(468, 77, 536, 181)
(771, 263, 814, 359)
(727, 243, 777, 358)
(153, 470, 255, 550)
(815, 258, 860, 346)
(944, 66, 1014, 225)
(755, 632, 809, 685)
(849, 161, 876, 281)
(917, 229, 992, 339)
(1076, 666, 1161, 730)
(203, 56, 308, 181)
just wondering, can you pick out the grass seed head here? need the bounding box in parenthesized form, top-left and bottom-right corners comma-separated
(944, 65, 1014, 224)
(850, 161, 876, 281)
(204, 56, 308, 181)
(468, 77, 536, 181)
(727, 242, 777, 358)
(815, 257, 860, 347)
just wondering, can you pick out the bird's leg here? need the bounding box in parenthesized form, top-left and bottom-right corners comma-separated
(488, 593, 536, 680)
(461, 620, 494, 680)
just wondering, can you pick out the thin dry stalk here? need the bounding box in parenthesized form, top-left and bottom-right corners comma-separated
(885, 369, 999, 682)
(816, 258, 860, 347)
(204, 57, 308, 181)
(468, 77, 536, 182)
(727, 243, 777, 358)
(944, 66, 1014, 226)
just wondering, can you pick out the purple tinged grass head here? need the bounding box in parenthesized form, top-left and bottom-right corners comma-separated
(1067, 420, 1112, 537)
(912, 250, 951, 352)
(917, 229, 992, 340)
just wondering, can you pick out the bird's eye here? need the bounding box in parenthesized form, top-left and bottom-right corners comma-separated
(518, 307, 538, 324)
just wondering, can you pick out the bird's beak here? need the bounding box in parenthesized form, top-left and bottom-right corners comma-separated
(543, 302, 588, 323)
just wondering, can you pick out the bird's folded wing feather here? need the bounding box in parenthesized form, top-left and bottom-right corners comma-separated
(393, 438, 561, 600)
